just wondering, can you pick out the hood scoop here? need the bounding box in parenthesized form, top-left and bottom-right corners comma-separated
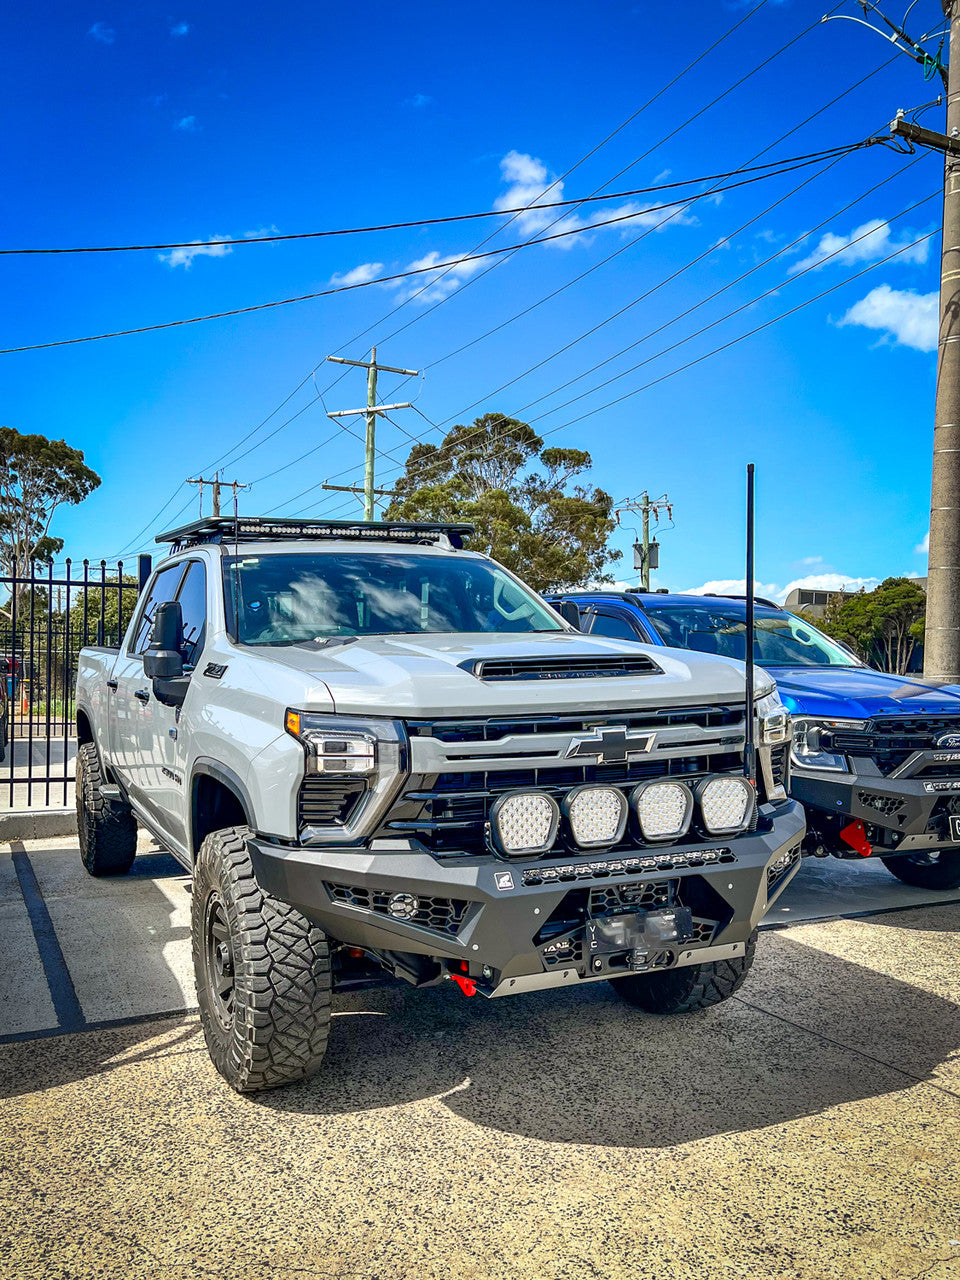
(463, 653, 662, 682)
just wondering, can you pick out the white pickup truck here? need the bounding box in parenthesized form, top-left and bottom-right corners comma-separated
(75, 517, 804, 1093)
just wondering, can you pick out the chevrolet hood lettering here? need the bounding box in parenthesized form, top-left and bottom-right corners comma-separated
(565, 725, 657, 764)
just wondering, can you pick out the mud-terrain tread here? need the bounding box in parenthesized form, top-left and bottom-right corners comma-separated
(192, 825, 331, 1093)
(880, 850, 960, 890)
(610, 930, 757, 1014)
(76, 741, 137, 876)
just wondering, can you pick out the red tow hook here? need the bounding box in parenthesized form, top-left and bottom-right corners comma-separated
(449, 973, 477, 997)
(840, 819, 873, 858)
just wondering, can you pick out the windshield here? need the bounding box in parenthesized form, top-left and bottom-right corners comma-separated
(643, 605, 862, 669)
(223, 552, 565, 645)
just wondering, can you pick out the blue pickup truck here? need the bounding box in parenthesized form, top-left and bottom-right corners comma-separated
(547, 590, 960, 891)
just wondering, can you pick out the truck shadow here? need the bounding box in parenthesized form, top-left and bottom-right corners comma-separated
(257, 925, 960, 1149)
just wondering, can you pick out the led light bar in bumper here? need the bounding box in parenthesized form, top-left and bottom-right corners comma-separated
(489, 791, 560, 857)
(562, 785, 628, 849)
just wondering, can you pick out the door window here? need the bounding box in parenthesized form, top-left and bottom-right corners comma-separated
(175, 561, 208, 665)
(589, 610, 641, 642)
(129, 563, 186, 654)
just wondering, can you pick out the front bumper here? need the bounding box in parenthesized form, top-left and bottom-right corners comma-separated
(249, 799, 805, 996)
(792, 759, 960, 854)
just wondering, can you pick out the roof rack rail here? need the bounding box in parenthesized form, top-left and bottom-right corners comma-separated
(702, 592, 783, 610)
(543, 590, 646, 607)
(155, 516, 476, 553)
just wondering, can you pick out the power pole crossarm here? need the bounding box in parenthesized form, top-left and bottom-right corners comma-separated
(889, 117, 960, 156)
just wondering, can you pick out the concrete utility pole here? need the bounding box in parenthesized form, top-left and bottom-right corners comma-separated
(326, 349, 421, 521)
(925, 3, 960, 682)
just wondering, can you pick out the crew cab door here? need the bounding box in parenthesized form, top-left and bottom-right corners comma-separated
(109, 561, 187, 796)
(583, 606, 649, 643)
(130, 559, 208, 848)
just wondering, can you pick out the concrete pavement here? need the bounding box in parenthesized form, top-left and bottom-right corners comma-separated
(2, 838, 960, 1280)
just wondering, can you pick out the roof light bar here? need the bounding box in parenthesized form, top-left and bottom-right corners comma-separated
(155, 516, 476, 552)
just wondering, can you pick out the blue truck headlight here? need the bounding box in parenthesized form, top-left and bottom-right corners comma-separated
(490, 791, 560, 856)
(562, 785, 628, 848)
(630, 780, 693, 841)
(790, 717, 862, 773)
(697, 775, 755, 835)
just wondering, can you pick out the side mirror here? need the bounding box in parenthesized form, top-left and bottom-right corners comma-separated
(143, 600, 184, 680)
(555, 600, 581, 630)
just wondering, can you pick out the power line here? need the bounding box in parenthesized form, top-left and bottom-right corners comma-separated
(1, 155, 868, 257)
(0, 144, 872, 359)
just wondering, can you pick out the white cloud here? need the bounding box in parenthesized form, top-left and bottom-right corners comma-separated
(87, 21, 115, 43)
(395, 250, 484, 302)
(916, 531, 930, 555)
(790, 218, 929, 275)
(175, 115, 198, 132)
(492, 150, 694, 250)
(838, 285, 937, 352)
(800, 555, 823, 566)
(681, 573, 881, 605)
(158, 234, 232, 269)
(170, 21, 190, 36)
(404, 93, 433, 108)
(330, 262, 384, 287)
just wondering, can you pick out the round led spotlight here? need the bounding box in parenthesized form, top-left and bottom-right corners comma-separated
(630, 780, 693, 842)
(697, 775, 756, 836)
(563, 785, 628, 849)
(489, 790, 560, 857)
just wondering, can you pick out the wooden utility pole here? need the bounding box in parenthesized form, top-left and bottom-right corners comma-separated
(618, 493, 673, 591)
(187, 474, 246, 518)
(326, 349, 420, 521)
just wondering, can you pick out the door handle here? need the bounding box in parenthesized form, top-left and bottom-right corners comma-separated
(106, 680, 118, 690)
(134, 689, 150, 703)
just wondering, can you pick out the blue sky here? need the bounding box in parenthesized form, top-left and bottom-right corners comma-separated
(0, 0, 948, 599)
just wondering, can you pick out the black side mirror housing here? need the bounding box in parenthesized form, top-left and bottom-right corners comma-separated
(143, 601, 185, 679)
(556, 600, 581, 630)
(143, 601, 191, 706)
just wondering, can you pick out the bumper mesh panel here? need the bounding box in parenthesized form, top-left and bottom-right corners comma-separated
(323, 881, 469, 937)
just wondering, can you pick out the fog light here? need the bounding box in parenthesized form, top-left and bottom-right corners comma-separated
(563, 785, 627, 849)
(630, 780, 693, 841)
(387, 893, 419, 920)
(698, 775, 755, 835)
(490, 791, 560, 857)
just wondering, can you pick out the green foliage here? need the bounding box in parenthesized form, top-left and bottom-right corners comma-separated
(812, 577, 927, 674)
(386, 413, 620, 591)
(0, 427, 101, 578)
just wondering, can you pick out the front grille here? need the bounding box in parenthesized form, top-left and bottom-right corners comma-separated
(407, 705, 743, 743)
(831, 716, 960, 776)
(323, 881, 469, 937)
(769, 743, 788, 789)
(468, 654, 661, 681)
(298, 777, 366, 829)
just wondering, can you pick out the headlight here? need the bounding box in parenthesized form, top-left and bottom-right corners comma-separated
(489, 791, 560, 857)
(563, 785, 628, 848)
(755, 688, 790, 745)
(285, 709, 384, 774)
(697, 775, 755, 836)
(790, 717, 863, 773)
(630, 780, 693, 842)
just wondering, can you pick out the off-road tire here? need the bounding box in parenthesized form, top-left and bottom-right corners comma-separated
(76, 741, 137, 876)
(609, 930, 758, 1014)
(192, 825, 332, 1093)
(880, 850, 960, 891)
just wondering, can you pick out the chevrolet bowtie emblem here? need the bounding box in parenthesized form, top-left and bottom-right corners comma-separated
(565, 726, 657, 764)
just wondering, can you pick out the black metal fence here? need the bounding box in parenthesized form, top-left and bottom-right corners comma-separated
(1, 556, 151, 808)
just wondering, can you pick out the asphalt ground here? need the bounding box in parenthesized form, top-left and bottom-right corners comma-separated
(2, 837, 959, 1280)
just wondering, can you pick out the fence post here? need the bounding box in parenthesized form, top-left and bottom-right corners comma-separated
(138, 554, 152, 594)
